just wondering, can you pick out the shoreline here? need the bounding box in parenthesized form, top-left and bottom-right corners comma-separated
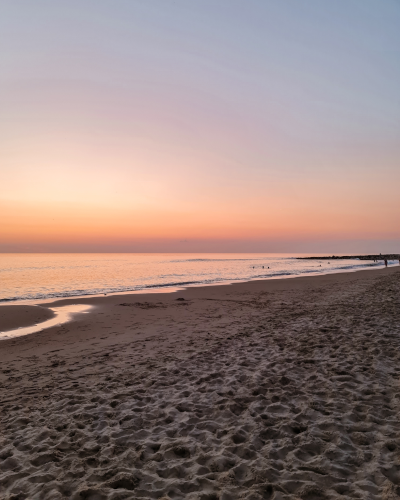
(0, 262, 394, 336)
(0, 258, 393, 308)
(0, 262, 399, 498)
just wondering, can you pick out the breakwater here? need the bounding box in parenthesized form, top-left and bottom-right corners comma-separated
(298, 254, 400, 261)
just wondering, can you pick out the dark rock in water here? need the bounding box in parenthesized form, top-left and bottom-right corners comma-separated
(176, 298, 185, 301)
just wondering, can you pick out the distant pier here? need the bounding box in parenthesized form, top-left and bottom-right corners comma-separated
(297, 254, 400, 261)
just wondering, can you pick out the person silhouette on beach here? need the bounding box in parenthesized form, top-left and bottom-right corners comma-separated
(384, 258, 388, 267)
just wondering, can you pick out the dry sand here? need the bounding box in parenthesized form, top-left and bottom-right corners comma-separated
(1, 267, 400, 500)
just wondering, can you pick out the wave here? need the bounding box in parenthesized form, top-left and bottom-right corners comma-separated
(334, 263, 380, 271)
(0, 279, 208, 303)
(0, 259, 391, 303)
(250, 271, 293, 279)
(169, 257, 269, 263)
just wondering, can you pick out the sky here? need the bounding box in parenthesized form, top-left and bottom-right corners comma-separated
(1, 0, 399, 253)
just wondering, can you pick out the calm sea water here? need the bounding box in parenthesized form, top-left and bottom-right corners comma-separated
(0, 253, 392, 303)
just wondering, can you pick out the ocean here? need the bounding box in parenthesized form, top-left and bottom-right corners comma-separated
(0, 253, 394, 304)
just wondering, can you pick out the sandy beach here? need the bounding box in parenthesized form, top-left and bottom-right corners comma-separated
(1, 267, 400, 500)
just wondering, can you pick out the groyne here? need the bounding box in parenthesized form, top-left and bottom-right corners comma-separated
(298, 254, 400, 260)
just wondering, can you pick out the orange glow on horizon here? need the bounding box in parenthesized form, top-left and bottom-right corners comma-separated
(2, 192, 399, 251)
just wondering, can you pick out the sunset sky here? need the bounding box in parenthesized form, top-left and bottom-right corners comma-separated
(1, 0, 399, 252)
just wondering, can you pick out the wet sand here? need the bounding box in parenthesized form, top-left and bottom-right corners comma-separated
(0, 305, 55, 332)
(1, 267, 400, 499)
